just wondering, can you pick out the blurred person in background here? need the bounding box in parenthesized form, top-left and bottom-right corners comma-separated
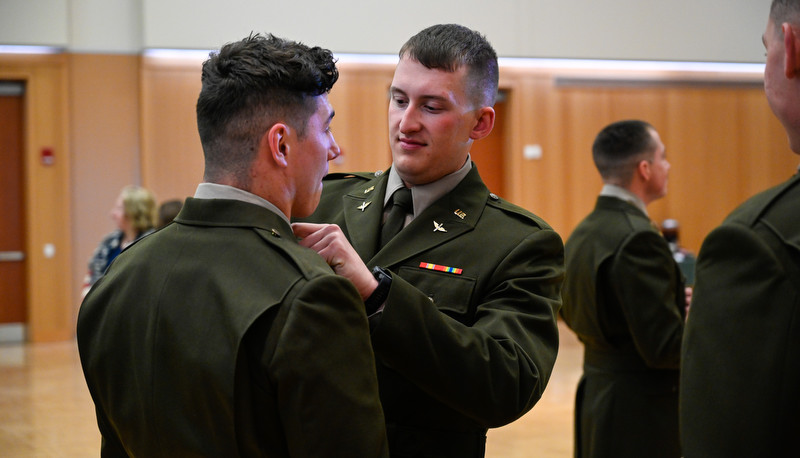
(81, 184, 157, 298)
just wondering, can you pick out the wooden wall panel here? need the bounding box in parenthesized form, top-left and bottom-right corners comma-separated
(327, 63, 394, 174)
(140, 57, 205, 202)
(664, 88, 738, 250)
(559, 88, 612, 234)
(70, 54, 141, 321)
(503, 74, 573, 235)
(0, 54, 72, 342)
(737, 90, 798, 195)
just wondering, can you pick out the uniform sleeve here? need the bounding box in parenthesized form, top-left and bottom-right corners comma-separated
(372, 228, 563, 427)
(97, 407, 128, 458)
(610, 230, 684, 369)
(269, 274, 389, 457)
(680, 223, 800, 456)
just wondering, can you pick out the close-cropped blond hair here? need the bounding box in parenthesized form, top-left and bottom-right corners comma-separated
(120, 185, 157, 234)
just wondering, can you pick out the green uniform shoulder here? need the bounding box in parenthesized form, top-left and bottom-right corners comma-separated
(253, 226, 334, 281)
(486, 192, 554, 231)
(322, 171, 383, 182)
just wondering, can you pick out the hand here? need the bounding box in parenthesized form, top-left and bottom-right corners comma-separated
(292, 222, 378, 300)
(684, 286, 693, 319)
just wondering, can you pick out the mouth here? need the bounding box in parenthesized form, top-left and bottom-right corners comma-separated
(397, 137, 426, 150)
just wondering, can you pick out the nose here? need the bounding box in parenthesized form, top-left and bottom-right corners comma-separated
(398, 105, 421, 134)
(327, 134, 341, 161)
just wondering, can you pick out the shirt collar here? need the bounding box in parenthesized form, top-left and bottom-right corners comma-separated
(600, 183, 648, 216)
(194, 182, 290, 225)
(384, 155, 473, 219)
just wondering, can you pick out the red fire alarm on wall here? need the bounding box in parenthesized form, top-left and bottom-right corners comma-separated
(41, 147, 54, 166)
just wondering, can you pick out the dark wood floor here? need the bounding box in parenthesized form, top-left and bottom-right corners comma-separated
(0, 321, 581, 457)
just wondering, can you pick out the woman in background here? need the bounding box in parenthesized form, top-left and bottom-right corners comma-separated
(81, 185, 157, 298)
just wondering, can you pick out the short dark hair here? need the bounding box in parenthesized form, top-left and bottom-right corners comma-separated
(592, 120, 657, 186)
(399, 24, 498, 108)
(196, 33, 338, 187)
(771, 0, 800, 26)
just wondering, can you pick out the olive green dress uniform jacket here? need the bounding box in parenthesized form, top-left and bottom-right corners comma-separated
(297, 165, 564, 457)
(77, 198, 388, 458)
(561, 196, 685, 458)
(681, 172, 800, 457)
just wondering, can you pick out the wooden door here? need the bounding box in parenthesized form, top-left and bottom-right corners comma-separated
(0, 82, 26, 325)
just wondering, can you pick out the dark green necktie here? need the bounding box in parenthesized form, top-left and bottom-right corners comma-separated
(380, 187, 413, 248)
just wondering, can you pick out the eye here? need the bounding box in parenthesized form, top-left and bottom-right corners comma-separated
(393, 96, 408, 107)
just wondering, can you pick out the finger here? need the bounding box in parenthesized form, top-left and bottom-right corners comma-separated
(291, 222, 324, 238)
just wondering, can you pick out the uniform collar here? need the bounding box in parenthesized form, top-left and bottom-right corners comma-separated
(384, 154, 473, 221)
(194, 182, 289, 225)
(600, 184, 648, 216)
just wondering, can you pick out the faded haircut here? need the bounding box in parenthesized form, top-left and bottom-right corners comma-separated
(196, 33, 338, 187)
(592, 120, 657, 186)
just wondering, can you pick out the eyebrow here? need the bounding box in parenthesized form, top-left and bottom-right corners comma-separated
(389, 86, 450, 104)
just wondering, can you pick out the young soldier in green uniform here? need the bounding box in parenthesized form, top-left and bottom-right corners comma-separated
(293, 24, 564, 457)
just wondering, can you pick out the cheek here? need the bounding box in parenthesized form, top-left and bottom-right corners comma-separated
(388, 109, 402, 129)
(429, 117, 461, 142)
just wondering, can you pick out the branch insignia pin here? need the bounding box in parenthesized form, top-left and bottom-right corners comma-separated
(357, 201, 372, 212)
(433, 221, 447, 233)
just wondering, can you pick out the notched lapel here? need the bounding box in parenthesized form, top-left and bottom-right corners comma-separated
(342, 180, 386, 261)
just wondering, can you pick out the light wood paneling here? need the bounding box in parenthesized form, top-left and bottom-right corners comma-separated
(140, 56, 205, 202)
(327, 63, 394, 174)
(503, 74, 574, 233)
(69, 53, 141, 319)
(0, 54, 72, 342)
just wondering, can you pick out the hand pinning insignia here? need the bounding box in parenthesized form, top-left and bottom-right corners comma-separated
(433, 221, 447, 232)
(357, 201, 372, 212)
(454, 209, 467, 219)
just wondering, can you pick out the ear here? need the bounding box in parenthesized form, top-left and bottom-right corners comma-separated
(783, 23, 800, 78)
(636, 159, 651, 181)
(469, 107, 495, 140)
(266, 123, 290, 168)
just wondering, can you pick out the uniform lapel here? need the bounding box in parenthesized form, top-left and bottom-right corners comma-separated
(370, 167, 488, 268)
(341, 175, 387, 261)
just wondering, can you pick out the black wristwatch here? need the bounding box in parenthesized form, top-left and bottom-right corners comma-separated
(364, 266, 392, 315)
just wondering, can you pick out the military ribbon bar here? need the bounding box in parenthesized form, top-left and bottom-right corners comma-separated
(419, 262, 463, 275)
